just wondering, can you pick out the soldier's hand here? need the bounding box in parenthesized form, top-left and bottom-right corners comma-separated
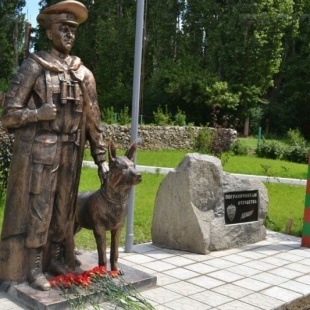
(98, 161, 109, 185)
(36, 103, 57, 121)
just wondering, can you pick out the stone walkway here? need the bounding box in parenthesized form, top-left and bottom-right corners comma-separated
(1, 230, 310, 309)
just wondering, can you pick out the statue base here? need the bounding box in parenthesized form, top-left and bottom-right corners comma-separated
(0, 250, 157, 310)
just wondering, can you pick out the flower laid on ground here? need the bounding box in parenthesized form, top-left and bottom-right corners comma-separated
(50, 266, 155, 309)
(49, 266, 109, 289)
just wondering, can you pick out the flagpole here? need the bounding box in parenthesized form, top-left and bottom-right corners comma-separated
(125, 0, 145, 252)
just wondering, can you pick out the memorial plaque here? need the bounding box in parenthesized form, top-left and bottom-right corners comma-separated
(224, 190, 259, 224)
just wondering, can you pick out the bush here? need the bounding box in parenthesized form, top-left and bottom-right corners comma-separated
(173, 107, 186, 126)
(193, 127, 215, 154)
(282, 145, 308, 164)
(153, 105, 171, 125)
(286, 128, 306, 146)
(231, 139, 248, 155)
(255, 140, 283, 160)
(102, 106, 115, 124)
(118, 106, 131, 125)
(0, 122, 13, 198)
(193, 126, 233, 159)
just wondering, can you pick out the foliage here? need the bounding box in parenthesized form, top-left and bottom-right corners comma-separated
(193, 126, 216, 155)
(193, 105, 238, 158)
(256, 131, 309, 164)
(286, 128, 307, 146)
(102, 106, 115, 124)
(282, 145, 308, 164)
(0, 0, 26, 86)
(230, 139, 248, 156)
(173, 107, 186, 126)
(206, 81, 240, 110)
(118, 106, 131, 125)
(255, 140, 283, 160)
(26, 0, 310, 136)
(0, 122, 13, 199)
(153, 105, 171, 126)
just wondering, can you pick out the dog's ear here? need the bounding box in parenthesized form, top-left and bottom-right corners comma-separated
(125, 141, 137, 161)
(108, 140, 117, 162)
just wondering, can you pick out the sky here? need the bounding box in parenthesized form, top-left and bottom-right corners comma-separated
(22, 0, 39, 27)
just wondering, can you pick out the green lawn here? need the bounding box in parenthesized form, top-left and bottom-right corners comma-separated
(84, 146, 308, 179)
(1, 144, 308, 251)
(80, 145, 308, 249)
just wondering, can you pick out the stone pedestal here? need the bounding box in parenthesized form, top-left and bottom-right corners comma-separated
(151, 153, 268, 254)
(0, 250, 157, 310)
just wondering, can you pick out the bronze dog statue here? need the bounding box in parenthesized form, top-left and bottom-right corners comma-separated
(75, 141, 142, 274)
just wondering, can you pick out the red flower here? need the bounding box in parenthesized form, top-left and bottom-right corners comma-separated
(109, 270, 119, 278)
(92, 266, 107, 276)
(75, 274, 91, 287)
(49, 265, 117, 289)
(56, 275, 66, 284)
(49, 277, 59, 288)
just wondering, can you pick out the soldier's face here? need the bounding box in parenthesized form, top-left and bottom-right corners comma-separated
(47, 23, 77, 54)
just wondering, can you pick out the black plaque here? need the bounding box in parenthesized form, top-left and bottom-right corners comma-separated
(224, 190, 259, 224)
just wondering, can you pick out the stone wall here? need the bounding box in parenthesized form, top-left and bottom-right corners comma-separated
(102, 125, 237, 150)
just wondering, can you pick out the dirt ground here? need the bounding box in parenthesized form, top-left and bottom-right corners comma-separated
(285, 297, 310, 310)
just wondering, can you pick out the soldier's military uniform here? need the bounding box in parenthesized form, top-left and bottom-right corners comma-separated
(0, 0, 107, 290)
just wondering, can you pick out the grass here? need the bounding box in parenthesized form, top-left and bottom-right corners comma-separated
(264, 183, 305, 236)
(85, 145, 307, 179)
(1, 141, 308, 251)
(224, 156, 307, 179)
(78, 144, 309, 249)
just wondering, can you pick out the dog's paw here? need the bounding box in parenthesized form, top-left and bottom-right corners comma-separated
(75, 248, 82, 255)
(75, 258, 82, 267)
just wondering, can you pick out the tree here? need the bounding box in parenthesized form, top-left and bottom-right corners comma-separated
(266, 0, 310, 137)
(182, 0, 294, 135)
(0, 0, 26, 91)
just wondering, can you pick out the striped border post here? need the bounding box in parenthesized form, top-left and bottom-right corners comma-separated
(302, 151, 310, 247)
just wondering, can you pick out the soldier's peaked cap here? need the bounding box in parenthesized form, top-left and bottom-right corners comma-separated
(37, 0, 88, 28)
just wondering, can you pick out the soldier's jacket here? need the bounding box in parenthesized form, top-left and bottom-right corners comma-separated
(1, 51, 106, 239)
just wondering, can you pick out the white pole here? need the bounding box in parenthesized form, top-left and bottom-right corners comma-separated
(125, 0, 145, 252)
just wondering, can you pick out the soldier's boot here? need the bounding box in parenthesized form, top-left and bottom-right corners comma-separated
(48, 242, 68, 276)
(28, 248, 51, 291)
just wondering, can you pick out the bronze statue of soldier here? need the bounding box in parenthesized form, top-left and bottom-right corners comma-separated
(0, 0, 108, 291)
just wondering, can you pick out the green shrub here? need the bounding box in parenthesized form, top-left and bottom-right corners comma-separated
(102, 106, 115, 124)
(173, 107, 186, 126)
(118, 106, 131, 125)
(193, 126, 232, 159)
(153, 105, 171, 125)
(287, 128, 306, 146)
(231, 139, 248, 155)
(193, 127, 215, 154)
(255, 140, 283, 159)
(0, 122, 13, 198)
(282, 145, 308, 164)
